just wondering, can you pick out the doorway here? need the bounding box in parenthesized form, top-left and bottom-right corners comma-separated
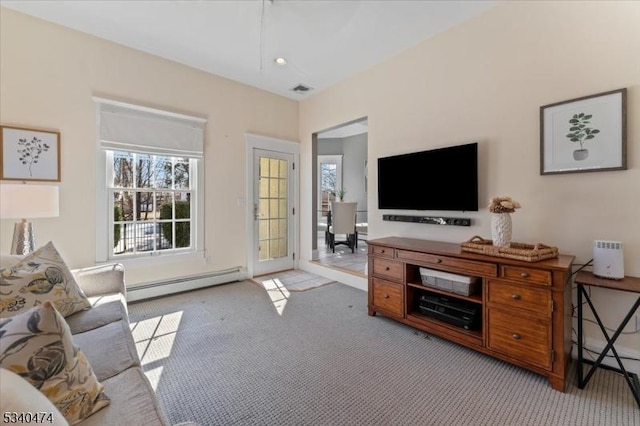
(246, 134, 299, 277)
(312, 118, 368, 276)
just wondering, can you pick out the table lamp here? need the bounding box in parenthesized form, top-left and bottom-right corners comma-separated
(0, 184, 59, 255)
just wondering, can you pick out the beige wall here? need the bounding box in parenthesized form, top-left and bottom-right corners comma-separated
(0, 8, 298, 284)
(300, 2, 640, 364)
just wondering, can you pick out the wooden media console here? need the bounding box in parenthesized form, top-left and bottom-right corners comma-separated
(367, 237, 575, 392)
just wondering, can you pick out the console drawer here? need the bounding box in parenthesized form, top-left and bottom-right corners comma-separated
(372, 278, 403, 318)
(488, 280, 551, 318)
(488, 308, 551, 370)
(372, 257, 403, 282)
(500, 265, 551, 286)
(396, 249, 497, 277)
(370, 245, 394, 258)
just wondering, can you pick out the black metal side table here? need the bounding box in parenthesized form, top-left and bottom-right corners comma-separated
(575, 271, 640, 408)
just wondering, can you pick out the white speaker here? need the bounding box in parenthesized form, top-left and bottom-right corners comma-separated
(593, 240, 624, 279)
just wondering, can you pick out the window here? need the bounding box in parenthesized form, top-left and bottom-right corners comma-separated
(95, 98, 205, 263)
(110, 151, 196, 256)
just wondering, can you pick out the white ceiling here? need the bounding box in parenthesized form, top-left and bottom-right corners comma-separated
(1, 0, 498, 100)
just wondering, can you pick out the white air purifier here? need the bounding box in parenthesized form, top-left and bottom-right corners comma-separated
(593, 240, 624, 279)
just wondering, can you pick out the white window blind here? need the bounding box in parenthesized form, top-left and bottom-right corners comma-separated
(94, 97, 206, 158)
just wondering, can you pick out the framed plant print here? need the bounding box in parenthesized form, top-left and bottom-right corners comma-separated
(1, 125, 61, 181)
(540, 88, 626, 175)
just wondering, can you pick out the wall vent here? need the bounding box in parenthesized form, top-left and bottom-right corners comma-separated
(290, 84, 313, 94)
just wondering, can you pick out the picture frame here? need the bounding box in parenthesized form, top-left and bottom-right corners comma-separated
(1, 125, 61, 182)
(540, 88, 626, 175)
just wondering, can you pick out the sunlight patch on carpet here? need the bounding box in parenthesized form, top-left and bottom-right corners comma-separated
(130, 310, 183, 390)
(261, 278, 290, 315)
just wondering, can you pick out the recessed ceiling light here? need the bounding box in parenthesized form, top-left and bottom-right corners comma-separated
(274, 57, 287, 65)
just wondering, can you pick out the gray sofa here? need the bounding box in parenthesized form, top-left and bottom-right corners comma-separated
(0, 256, 170, 426)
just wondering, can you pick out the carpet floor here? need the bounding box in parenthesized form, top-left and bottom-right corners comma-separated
(129, 280, 639, 426)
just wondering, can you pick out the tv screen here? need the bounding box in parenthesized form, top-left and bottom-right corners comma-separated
(377, 142, 478, 211)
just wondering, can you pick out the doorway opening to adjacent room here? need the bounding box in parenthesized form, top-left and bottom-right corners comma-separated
(312, 118, 368, 277)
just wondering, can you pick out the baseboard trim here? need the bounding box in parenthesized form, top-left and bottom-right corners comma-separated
(127, 267, 248, 302)
(574, 336, 640, 375)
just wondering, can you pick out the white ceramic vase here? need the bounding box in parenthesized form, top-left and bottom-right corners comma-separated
(491, 212, 512, 248)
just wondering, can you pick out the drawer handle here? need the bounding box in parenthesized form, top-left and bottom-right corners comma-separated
(435, 258, 442, 264)
(520, 272, 530, 278)
(385, 266, 390, 271)
(512, 334, 521, 340)
(512, 294, 521, 300)
(381, 249, 386, 254)
(384, 294, 390, 299)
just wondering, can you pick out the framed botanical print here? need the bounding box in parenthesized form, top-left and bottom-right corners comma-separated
(1, 125, 61, 181)
(540, 88, 626, 175)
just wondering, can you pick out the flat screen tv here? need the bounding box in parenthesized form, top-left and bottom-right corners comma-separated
(377, 142, 478, 211)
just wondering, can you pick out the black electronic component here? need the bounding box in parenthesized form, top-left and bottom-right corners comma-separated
(382, 214, 471, 227)
(417, 294, 480, 330)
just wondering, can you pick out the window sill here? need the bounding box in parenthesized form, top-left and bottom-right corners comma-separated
(100, 250, 205, 268)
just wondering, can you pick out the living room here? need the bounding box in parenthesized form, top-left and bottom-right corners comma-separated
(1, 1, 638, 425)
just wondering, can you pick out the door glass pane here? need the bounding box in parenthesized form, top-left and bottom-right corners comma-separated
(259, 176, 268, 197)
(260, 158, 269, 177)
(258, 155, 288, 262)
(270, 199, 279, 218)
(270, 158, 279, 177)
(259, 240, 269, 261)
(269, 178, 279, 198)
(279, 179, 287, 196)
(270, 240, 280, 259)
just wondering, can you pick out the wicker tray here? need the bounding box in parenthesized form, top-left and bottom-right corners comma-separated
(461, 236, 559, 262)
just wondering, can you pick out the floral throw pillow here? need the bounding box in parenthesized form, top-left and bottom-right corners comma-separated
(0, 242, 90, 318)
(0, 302, 110, 425)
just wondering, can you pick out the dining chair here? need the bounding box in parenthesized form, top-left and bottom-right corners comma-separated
(328, 201, 357, 253)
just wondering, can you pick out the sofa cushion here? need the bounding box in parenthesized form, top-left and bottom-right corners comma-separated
(77, 367, 169, 426)
(0, 302, 110, 425)
(66, 294, 127, 334)
(72, 320, 140, 381)
(72, 264, 126, 298)
(0, 368, 70, 426)
(0, 242, 91, 318)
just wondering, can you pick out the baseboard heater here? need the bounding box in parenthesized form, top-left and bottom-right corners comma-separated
(127, 266, 247, 302)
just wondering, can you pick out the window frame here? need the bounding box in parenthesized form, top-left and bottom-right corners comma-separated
(107, 150, 198, 259)
(96, 149, 204, 264)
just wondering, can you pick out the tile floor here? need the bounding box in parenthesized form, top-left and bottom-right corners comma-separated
(315, 232, 368, 276)
(252, 269, 336, 291)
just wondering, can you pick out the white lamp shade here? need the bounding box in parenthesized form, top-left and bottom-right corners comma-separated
(0, 184, 59, 219)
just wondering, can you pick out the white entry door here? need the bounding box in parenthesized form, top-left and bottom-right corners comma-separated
(252, 149, 295, 275)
